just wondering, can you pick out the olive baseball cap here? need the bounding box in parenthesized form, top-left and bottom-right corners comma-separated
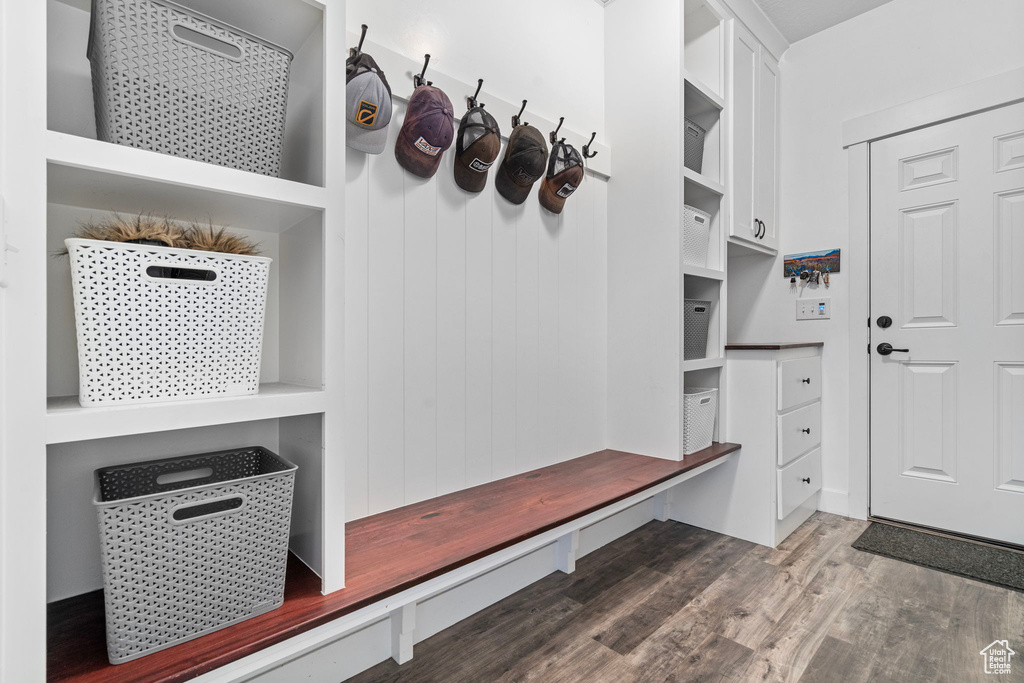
(395, 85, 455, 178)
(539, 140, 584, 214)
(495, 123, 548, 204)
(345, 52, 392, 155)
(453, 106, 501, 193)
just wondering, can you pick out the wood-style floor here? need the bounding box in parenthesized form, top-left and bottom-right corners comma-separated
(348, 512, 1024, 683)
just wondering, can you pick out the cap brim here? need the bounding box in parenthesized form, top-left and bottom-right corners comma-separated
(453, 157, 488, 193)
(495, 163, 533, 204)
(538, 177, 567, 214)
(395, 136, 444, 178)
(346, 120, 389, 155)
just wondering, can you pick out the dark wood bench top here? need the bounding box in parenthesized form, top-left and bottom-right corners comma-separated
(48, 444, 740, 683)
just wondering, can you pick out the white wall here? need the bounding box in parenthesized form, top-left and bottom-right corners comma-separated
(344, 0, 605, 133)
(728, 0, 1024, 515)
(604, 0, 683, 459)
(344, 2, 608, 520)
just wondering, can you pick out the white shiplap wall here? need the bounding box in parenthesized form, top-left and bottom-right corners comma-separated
(345, 103, 608, 520)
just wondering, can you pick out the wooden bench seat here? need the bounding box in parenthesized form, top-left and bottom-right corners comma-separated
(48, 444, 740, 683)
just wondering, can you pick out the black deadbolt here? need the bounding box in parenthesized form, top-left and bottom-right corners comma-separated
(876, 315, 893, 328)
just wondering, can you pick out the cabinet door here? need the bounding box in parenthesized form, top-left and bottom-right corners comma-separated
(755, 51, 780, 249)
(729, 21, 758, 244)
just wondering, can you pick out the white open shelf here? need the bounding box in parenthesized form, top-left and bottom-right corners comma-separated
(683, 70, 726, 111)
(682, 357, 725, 372)
(46, 383, 327, 445)
(47, 132, 327, 233)
(48, 0, 326, 187)
(683, 0, 725, 96)
(683, 166, 726, 196)
(682, 263, 726, 280)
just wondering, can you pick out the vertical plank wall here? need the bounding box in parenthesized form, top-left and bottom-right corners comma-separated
(345, 103, 609, 520)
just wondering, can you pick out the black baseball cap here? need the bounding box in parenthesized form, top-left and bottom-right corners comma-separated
(454, 106, 501, 193)
(495, 123, 548, 204)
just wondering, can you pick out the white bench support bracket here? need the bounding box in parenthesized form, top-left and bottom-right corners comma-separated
(653, 488, 673, 522)
(556, 529, 580, 574)
(390, 603, 416, 665)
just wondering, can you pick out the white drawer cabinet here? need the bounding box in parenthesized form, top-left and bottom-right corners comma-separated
(670, 343, 823, 547)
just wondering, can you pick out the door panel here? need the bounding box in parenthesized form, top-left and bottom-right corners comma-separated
(871, 101, 1024, 545)
(729, 20, 757, 244)
(898, 201, 957, 328)
(755, 52, 779, 249)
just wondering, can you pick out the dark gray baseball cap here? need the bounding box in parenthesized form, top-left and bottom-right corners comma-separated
(495, 123, 548, 204)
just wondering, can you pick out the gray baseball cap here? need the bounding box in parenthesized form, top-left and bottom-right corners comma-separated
(346, 52, 393, 154)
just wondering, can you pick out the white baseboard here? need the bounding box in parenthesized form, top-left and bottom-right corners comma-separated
(818, 488, 850, 517)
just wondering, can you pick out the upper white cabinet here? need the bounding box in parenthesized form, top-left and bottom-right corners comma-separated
(728, 20, 780, 253)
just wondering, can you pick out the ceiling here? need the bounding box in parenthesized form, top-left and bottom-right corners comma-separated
(752, 0, 895, 43)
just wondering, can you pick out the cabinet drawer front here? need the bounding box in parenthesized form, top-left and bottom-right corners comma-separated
(778, 357, 821, 410)
(778, 402, 821, 466)
(777, 448, 821, 520)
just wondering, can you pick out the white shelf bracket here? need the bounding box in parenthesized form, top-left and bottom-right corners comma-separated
(390, 602, 416, 665)
(654, 488, 673, 522)
(556, 529, 580, 574)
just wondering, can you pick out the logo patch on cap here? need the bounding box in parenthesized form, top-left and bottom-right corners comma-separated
(356, 100, 378, 127)
(512, 167, 533, 183)
(414, 136, 441, 157)
(468, 158, 493, 173)
(556, 182, 578, 198)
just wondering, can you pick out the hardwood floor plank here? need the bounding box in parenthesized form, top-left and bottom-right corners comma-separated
(339, 513, 1024, 683)
(592, 535, 754, 655)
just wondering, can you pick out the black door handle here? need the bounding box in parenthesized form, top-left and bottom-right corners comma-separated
(802, 428, 811, 434)
(801, 378, 811, 384)
(760, 220, 767, 239)
(756, 219, 765, 239)
(877, 343, 909, 356)
(801, 477, 811, 484)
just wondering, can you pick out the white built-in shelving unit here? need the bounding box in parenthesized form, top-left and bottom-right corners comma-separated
(682, 0, 730, 445)
(1, 0, 345, 679)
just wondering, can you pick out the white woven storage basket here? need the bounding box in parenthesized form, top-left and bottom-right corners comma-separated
(682, 387, 718, 455)
(682, 204, 712, 268)
(683, 299, 712, 361)
(94, 447, 296, 664)
(66, 239, 272, 407)
(683, 117, 706, 173)
(88, 0, 293, 176)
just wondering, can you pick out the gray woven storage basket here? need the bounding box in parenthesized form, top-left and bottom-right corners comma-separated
(94, 447, 297, 664)
(88, 0, 293, 176)
(683, 117, 706, 173)
(683, 299, 712, 360)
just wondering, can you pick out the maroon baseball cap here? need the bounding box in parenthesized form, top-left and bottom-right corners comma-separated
(395, 85, 455, 178)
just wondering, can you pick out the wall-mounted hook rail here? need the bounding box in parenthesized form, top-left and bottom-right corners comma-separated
(414, 54, 431, 87)
(549, 117, 564, 145)
(467, 78, 484, 109)
(512, 100, 527, 127)
(582, 132, 598, 159)
(350, 23, 370, 58)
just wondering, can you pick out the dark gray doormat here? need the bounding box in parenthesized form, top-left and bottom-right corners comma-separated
(852, 523, 1024, 592)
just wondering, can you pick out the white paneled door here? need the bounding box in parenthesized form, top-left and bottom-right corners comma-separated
(870, 101, 1024, 545)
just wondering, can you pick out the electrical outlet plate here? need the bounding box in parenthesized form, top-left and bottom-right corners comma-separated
(797, 297, 830, 320)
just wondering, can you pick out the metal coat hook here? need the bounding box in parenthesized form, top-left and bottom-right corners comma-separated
(582, 132, 598, 159)
(467, 78, 484, 109)
(512, 100, 527, 127)
(349, 24, 368, 58)
(414, 54, 431, 87)
(549, 117, 564, 145)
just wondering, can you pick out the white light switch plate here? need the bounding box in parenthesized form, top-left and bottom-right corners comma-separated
(797, 297, 830, 320)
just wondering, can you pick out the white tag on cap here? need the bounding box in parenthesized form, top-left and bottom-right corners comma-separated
(556, 182, 577, 198)
(414, 136, 441, 157)
(468, 158, 493, 173)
